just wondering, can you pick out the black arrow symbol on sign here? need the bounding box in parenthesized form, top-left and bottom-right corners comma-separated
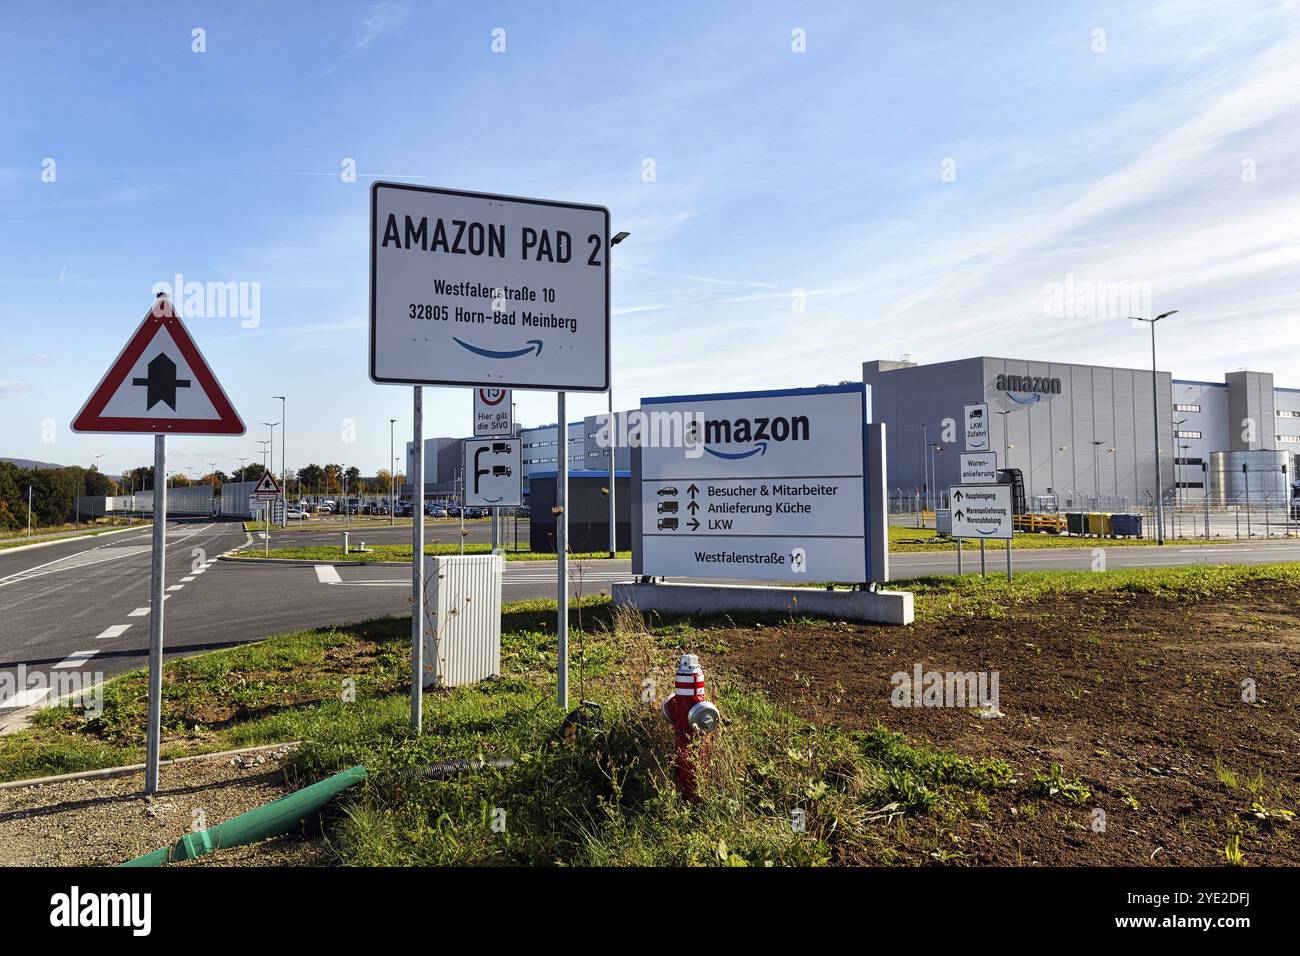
(688, 518, 700, 531)
(953, 489, 964, 503)
(687, 500, 700, 514)
(954, 509, 965, 521)
(687, 483, 699, 498)
(132, 353, 191, 412)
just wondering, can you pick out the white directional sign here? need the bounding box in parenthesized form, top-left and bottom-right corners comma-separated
(949, 484, 1013, 539)
(964, 402, 990, 452)
(370, 183, 610, 391)
(959, 451, 998, 485)
(639, 385, 873, 582)
(462, 438, 522, 507)
(473, 387, 513, 437)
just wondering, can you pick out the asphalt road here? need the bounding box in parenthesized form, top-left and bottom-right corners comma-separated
(3, 518, 1300, 723)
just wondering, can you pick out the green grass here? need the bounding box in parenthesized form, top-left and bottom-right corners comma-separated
(0, 519, 147, 549)
(240, 516, 501, 533)
(7, 561, 1299, 865)
(887, 524, 1228, 552)
(229, 543, 631, 563)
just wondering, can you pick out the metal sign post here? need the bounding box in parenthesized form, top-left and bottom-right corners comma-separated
(411, 386, 425, 732)
(1007, 537, 1013, 581)
(70, 295, 245, 798)
(144, 435, 167, 795)
(979, 539, 986, 577)
(557, 391, 569, 710)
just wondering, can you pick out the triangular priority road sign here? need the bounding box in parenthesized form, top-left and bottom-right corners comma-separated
(71, 296, 245, 435)
(253, 472, 282, 497)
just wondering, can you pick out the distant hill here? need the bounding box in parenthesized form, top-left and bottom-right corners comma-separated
(1, 457, 68, 470)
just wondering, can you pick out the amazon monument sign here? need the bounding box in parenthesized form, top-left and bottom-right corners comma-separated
(370, 183, 610, 391)
(636, 384, 883, 583)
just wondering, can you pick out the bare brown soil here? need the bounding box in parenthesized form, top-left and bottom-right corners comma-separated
(712, 583, 1300, 865)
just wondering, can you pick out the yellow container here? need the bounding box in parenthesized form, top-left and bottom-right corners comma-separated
(1087, 512, 1109, 536)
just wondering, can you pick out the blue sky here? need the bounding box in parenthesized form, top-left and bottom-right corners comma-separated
(3, 0, 1299, 479)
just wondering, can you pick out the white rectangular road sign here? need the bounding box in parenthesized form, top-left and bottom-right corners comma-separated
(639, 385, 871, 582)
(964, 402, 990, 452)
(463, 438, 522, 507)
(959, 451, 998, 484)
(473, 387, 513, 437)
(949, 484, 1013, 539)
(370, 183, 610, 391)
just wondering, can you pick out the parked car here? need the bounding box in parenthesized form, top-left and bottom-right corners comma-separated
(286, 508, 306, 520)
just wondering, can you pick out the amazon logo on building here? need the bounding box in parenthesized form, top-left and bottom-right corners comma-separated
(997, 374, 1062, 404)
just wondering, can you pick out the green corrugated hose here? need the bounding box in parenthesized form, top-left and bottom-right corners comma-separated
(121, 765, 367, 867)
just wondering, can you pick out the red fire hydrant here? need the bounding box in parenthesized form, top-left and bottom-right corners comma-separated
(661, 653, 721, 799)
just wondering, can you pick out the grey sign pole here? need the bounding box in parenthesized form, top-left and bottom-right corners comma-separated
(1006, 537, 1013, 582)
(411, 386, 424, 732)
(979, 539, 986, 577)
(145, 434, 167, 795)
(557, 390, 569, 710)
(956, 537, 962, 575)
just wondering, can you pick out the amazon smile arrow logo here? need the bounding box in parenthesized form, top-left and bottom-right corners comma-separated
(453, 337, 544, 359)
(703, 440, 768, 460)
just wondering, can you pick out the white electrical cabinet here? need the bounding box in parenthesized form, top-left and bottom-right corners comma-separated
(421, 554, 504, 687)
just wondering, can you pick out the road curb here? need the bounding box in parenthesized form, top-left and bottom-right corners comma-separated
(0, 740, 302, 791)
(218, 555, 407, 567)
(0, 522, 154, 555)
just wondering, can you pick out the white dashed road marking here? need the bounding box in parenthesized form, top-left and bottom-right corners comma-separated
(314, 565, 342, 585)
(1, 688, 51, 708)
(96, 624, 132, 639)
(167, 584, 184, 592)
(55, 650, 99, 669)
(128, 607, 150, 617)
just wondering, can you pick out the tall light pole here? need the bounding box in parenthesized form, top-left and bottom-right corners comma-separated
(607, 230, 630, 557)
(1129, 310, 1177, 544)
(261, 421, 279, 524)
(1171, 418, 1188, 508)
(920, 423, 929, 513)
(997, 410, 1012, 466)
(389, 418, 397, 526)
(1090, 439, 1107, 498)
(237, 457, 248, 482)
(274, 396, 286, 525)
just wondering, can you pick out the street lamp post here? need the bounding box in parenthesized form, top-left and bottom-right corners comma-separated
(274, 396, 286, 526)
(261, 421, 279, 524)
(1129, 310, 1177, 545)
(389, 418, 397, 526)
(607, 230, 630, 558)
(920, 424, 929, 515)
(1090, 439, 1107, 501)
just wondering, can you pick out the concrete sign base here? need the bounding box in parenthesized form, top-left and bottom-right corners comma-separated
(613, 580, 914, 626)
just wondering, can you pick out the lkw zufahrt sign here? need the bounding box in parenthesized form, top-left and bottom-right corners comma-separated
(462, 438, 522, 508)
(370, 183, 610, 391)
(636, 384, 885, 583)
(949, 484, 1012, 539)
(964, 402, 989, 452)
(959, 451, 998, 485)
(473, 387, 513, 437)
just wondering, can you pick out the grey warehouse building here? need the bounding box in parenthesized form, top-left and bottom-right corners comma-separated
(864, 357, 1300, 507)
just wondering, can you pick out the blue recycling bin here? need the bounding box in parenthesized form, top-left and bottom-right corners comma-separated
(1110, 513, 1143, 538)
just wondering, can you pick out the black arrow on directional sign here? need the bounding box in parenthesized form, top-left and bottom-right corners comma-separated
(687, 500, 700, 514)
(133, 353, 191, 411)
(953, 489, 964, 503)
(954, 509, 965, 521)
(688, 518, 700, 531)
(687, 483, 699, 498)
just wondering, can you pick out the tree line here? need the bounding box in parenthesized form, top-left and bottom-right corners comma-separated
(0, 462, 118, 531)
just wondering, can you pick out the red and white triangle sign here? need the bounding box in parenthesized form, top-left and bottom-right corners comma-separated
(71, 296, 245, 435)
(253, 472, 282, 497)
